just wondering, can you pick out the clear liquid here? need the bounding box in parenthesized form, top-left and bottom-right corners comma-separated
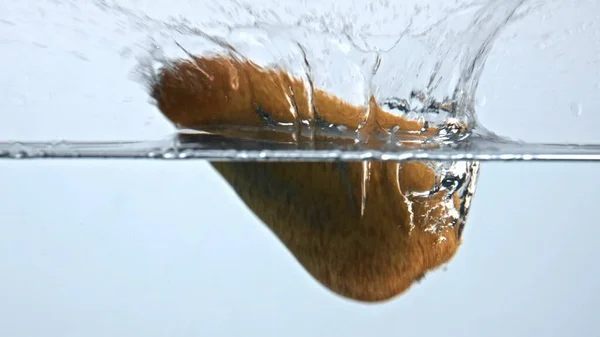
(139, 0, 523, 142)
(1, 0, 600, 303)
(1, 0, 599, 156)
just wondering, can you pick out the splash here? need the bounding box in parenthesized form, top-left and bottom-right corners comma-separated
(133, 0, 527, 143)
(0, 0, 535, 145)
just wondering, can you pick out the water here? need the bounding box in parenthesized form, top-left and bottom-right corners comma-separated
(142, 0, 522, 143)
(1, 0, 599, 156)
(1, 0, 600, 303)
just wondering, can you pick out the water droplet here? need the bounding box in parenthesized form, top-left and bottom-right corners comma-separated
(570, 101, 583, 117)
(337, 125, 348, 132)
(162, 149, 177, 159)
(178, 149, 195, 159)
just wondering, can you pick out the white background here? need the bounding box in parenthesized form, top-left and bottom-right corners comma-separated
(1, 1, 600, 336)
